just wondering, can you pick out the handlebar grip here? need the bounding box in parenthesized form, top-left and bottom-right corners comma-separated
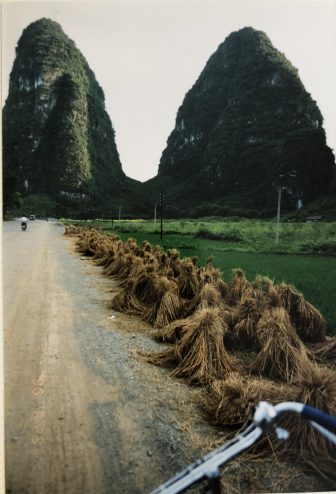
(302, 405, 336, 433)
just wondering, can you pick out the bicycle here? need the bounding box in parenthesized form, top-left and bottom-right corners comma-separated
(150, 401, 336, 494)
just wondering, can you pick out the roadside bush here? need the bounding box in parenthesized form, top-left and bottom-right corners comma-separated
(113, 225, 138, 233)
(196, 229, 223, 241)
(298, 239, 336, 255)
(196, 227, 243, 242)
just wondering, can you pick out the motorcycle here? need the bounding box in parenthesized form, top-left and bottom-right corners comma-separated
(21, 221, 27, 231)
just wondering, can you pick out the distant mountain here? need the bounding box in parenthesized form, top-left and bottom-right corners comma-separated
(3, 18, 139, 215)
(3, 22, 335, 219)
(147, 27, 335, 217)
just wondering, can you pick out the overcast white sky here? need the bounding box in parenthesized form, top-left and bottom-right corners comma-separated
(2, 0, 336, 182)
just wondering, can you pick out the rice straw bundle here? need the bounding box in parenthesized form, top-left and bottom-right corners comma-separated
(157, 252, 173, 277)
(266, 286, 283, 308)
(178, 258, 200, 299)
(296, 364, 336, 416)
(200, 263, 222, 285)
(104, 251, 132, 277)
(92, 238, 113, 261)
(76, 230, 101, 256)
(216, 278, 229, 299)
(181, 282, 225, 319)
(198, 283, 225, 309)
(202, 373, 295, 427)
(227, 269, 250, 306)
(310, 336, 336, 362)
(233, 294, 265, 346)
(250, 276, 282, 309)
(220, 307, 238, 351)
(126, 237, 138, 250)
(143, 254, 160, 274)
(131, 270, 155, 306)
(251, 307, 310, 382)
(167, 249, 182, 277)
(95, 247, 115, 266)
(114, 252, 136, 280)
(200, 265, 228, 299)
(276, 283, 326, 343)
(276, 282, 300, 311)
(281, 364, 336, 473)
(141, 240, 152, 253)
(150, 307, 237, 384)
(144, 276, 180, 328)
(154, 290, 181, 328)
(156, 318, 191, 343)
(253, 275, 273, 291)
(99, 240, 122, 268)
(118, 257, 146, 288)
(295, 297, 326, 343)
(64, 225, 83, 236)
(167, 248, 180, 260)
(110, 282, 147, 316)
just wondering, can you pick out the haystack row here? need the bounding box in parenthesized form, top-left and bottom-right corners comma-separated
(65, 225, 336, 477)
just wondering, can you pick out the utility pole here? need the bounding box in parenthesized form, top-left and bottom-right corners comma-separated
(275, 185, 282, 244)
(275, 174, 285, 244)
(159, 193, 164, 240)
(118, 205, 121, 221)
(154, 204, 157, 224)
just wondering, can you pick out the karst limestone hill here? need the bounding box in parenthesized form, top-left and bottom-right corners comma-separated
(3, 22, 335, 218)
(3, 18, 142, 216)
(145, 27, 335, 218)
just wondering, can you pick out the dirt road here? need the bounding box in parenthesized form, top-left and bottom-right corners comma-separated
(4, 220, 332, 494)
(3, 219, 209, 494)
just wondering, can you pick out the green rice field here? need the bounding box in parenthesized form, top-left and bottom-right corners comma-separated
(64, 218, 336, 333)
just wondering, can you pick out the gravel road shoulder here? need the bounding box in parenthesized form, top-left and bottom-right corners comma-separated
(4, 220, 331, 493)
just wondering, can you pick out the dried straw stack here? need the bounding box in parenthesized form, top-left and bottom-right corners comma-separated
(276, 283, 326, 343)
(144, 276, 181, 328)
(281, 364, 336, 475)
(251, 307, 311, 382)
(227, 268, 250, 306)
(203, 373, 295, 428)
(310, 336, 336, 362)
(149, 307, 237, 384)
(68, 227, 336, 478)
(64, 225, 83, 236)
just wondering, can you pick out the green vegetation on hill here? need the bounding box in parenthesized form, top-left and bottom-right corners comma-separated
(148, 27, 335, 216)
(3, 18, 139, 216)
(3, 22, 335, 221)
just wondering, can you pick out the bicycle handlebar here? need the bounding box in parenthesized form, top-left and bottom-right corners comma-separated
(301, 404, 336, 433)
(150, 401, 336, 494)
(150, 424, 263, 494)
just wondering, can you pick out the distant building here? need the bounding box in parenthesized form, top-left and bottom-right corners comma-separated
(306, 215, 323, 222)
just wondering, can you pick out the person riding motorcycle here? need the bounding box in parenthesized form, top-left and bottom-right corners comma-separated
(21, 216, 28, 230)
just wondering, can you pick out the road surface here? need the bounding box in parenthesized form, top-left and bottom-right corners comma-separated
(3, 219, 207, 494)
(3, 219, 331, 494)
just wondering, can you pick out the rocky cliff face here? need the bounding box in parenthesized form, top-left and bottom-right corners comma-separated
(153, 27, 335, 215)
(4, 22, 335, 218)
(3, 18, 135, 213)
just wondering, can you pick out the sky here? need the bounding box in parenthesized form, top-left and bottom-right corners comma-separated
(2, 0, 336, 182)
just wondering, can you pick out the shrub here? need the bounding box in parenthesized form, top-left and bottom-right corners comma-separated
(196, 227, 243, 242)
(298, 239, 336, 255)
